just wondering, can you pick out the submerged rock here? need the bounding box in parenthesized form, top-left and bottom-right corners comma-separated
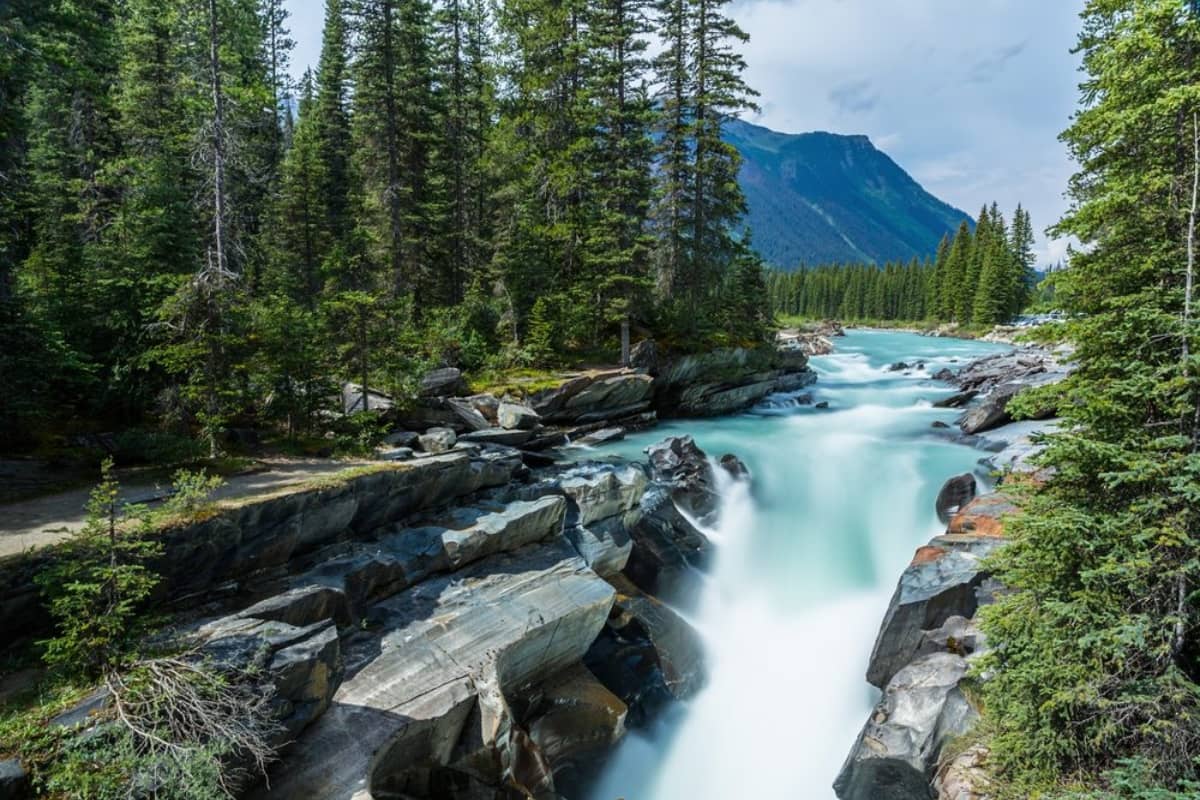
(719, 453, 750, 480)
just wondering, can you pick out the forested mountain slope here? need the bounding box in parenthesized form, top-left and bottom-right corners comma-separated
(727, 118, 971, 268)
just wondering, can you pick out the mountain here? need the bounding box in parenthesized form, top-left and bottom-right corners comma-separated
(725, 118, 971, 269)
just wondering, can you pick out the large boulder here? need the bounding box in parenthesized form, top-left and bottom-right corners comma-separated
(500, 463, 647, 577)
(624, 484, 713, 603)
(934, 744, 994, 800)
(834, 653, 979, 800)
(498, 401, 541, 430)
(935, 474, 977, 524)
(531, 370, 655, 425)
(418, 427, 457, 454)
(419, 367, 468, 398)
(524, 664, 628, 795)
(947, 493, 1018, 538)
(341, 383, 395, 414)
(866, 539, 1001, 689)
(629, 339, 658, 374)
(655, 346, 816, 417)
(585, 575, 705, 727)
(957, 383, 1021, 435)
(254, 540, 616, 799)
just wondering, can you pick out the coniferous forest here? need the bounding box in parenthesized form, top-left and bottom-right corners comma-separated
(0, 0, 769, 453)
(766, 203, 1037, 325)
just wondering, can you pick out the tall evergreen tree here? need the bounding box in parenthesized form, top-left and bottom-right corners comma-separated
(585, 0, 655, 360)
(980, 3, 1200, 795)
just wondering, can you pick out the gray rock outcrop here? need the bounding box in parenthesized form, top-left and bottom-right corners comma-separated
(834, 652, 979, 800)
(498, 401, 541, 430)
(866, 538, 1002, 689)
(646, 435, 720, 521)
(0, 759, 29, 800)
(254, 540, 616, 800)
(419, 367, 468, 398)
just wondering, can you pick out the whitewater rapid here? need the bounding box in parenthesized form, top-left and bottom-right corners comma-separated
(584, 330, 1011, 800)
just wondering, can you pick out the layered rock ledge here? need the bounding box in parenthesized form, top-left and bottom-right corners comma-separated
(3, 434, 732, 800)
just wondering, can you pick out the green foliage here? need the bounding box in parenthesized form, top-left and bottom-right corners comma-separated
(160, 468, 225, 518)
(0, 0, 779, 458)
(976, 3, 1200, 796)
(766, 203, 1035, 325)
(112, 429, 206, 466)
(35, 460, 161, 677)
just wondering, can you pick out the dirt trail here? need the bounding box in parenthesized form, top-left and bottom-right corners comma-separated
(0, 459, 369, 559)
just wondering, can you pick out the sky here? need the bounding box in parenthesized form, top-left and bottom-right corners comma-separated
(284, 0, 1084, 265)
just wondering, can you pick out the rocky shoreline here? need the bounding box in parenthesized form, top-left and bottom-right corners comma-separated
(835, 342, 1070, 800)
(0, 332, 1066, 800)
(0, 339, 800, 800)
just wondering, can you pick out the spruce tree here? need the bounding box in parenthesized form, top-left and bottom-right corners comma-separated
(585, 0, 656, 361)
(980, 3, 1200, 794)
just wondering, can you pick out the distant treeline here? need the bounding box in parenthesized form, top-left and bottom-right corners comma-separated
(767, 203, 1037, 324)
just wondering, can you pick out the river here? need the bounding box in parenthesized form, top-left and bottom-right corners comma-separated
(581, 329, 1012, 800)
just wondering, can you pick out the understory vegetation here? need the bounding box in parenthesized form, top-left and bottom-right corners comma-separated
(0, 0, 770, 456)
(0, 462, 282, 798)
(766, 203, 1037, 325)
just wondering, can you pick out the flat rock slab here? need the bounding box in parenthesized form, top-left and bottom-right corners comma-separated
(257, 540, 615, 800)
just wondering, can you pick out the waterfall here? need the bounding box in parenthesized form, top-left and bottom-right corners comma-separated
(586, 329, 1013, 799)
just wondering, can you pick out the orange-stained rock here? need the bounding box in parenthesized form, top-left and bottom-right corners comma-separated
(911, 545, 948, 566)
(947, 493, 1018, 538)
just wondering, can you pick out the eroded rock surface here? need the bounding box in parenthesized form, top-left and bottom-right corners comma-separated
(834, 653, 979, 800)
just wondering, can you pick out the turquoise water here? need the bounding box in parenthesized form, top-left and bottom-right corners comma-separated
(582, 329, 1011, 800)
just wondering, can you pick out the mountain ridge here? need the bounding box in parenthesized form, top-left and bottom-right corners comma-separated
(726, 118, 972, 269)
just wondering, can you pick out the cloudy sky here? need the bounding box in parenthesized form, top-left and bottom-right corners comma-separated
(285, 0, 1084, 264)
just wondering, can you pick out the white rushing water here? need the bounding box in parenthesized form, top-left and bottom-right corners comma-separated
(583, 330, 1011, 800)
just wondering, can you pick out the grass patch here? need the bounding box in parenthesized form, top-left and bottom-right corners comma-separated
(468, 367, 574, 398)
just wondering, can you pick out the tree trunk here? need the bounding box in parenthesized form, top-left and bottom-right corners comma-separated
(620, 316, 631, 366)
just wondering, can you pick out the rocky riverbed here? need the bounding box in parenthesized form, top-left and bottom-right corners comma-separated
(835, 340, 1070, 800)
(0, 332, 1065, 800)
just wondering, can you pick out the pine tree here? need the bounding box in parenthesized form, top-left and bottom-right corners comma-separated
(269, 71, 327, 305)
(650, 0, 693, 303)
(686, 0, 758, 331)
(434, 0, 495, 303)
(20, 0, 121, 384)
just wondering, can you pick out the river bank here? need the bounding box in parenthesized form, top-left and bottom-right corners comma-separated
(0, 331, 1055, 800)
